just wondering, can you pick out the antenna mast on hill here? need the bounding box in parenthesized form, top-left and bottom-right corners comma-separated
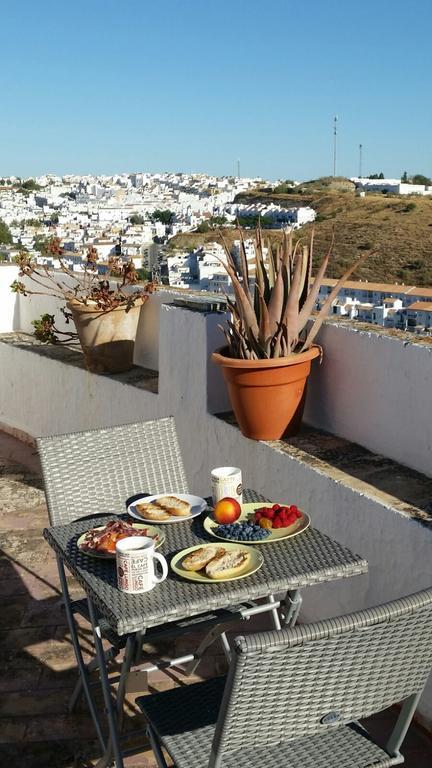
(333, 115, 338, 178)
(359, 144, 363, 177)
(237, 158, 241, 179)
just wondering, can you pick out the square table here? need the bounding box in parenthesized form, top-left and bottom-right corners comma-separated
(44, 489, 368, 767)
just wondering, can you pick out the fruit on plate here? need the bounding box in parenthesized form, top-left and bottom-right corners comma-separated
(213, 497, 241, 524)
(258, 517, 273, 530)
(252, 504, 302, 529)
(215, 522, 270, 541)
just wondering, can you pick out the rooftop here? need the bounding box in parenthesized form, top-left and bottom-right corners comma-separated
(1, 432, 432, 767)
(1, 276, 432, 764)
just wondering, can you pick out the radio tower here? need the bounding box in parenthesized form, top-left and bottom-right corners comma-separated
(333, 116, 338, 178)
(359, 144, 363, 177)
(237, 158, 241, 179)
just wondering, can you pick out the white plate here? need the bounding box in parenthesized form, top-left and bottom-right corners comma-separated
(204, 503, 310, 544)
(171, 542, 263, 583)
(77, 523, 165, 558)
(128, 493, 207, 524)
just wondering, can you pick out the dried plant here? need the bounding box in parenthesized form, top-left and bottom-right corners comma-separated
(11, 241, 154, 308)
(218, 226, 373, 360)
(10, 238, 155, 344)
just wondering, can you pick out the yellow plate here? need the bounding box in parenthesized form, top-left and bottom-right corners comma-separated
(170, 542, 263, 583)
(77, 523, 165, 559)
(203, 502, 310, 544)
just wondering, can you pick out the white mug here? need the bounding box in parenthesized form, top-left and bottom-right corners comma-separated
(116, 536, 168, 594)
(211, 466, 243, 505)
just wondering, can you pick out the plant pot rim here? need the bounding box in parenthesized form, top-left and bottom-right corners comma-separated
(212, 344, 321, 369)
(66, 297, 145, 314)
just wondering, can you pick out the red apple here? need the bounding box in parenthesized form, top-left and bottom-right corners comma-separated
(214, 497, 241, 524)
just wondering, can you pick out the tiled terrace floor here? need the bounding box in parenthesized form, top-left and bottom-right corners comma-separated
(1, 431, 432, 767)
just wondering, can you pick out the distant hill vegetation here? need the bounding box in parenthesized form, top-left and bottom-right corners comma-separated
(169, 179, 432, 286)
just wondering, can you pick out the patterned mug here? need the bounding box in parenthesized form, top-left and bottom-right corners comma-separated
(116, 536, 168, 594)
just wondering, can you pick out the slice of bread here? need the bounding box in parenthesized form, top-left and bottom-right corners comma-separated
(156, 495, 191, 517)
(135, 502, 172, 521)
(205, 549, 251, 580)
(182, 545, 225, 571)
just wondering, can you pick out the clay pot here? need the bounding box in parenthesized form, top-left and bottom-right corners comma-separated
(212, 345, 321, 440)
(67, 299, 144, 374)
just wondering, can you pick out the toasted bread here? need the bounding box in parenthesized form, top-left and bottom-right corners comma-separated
(205, 549, 250, 580)
(182, 545, 225, 571)
(156, 495, 191, 517)
(135, 502, 172, 521)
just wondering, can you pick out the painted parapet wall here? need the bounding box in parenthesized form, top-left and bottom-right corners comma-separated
(1, 264, 432, 479)
(303, 321, 432, 479)
(1, 303, 432, 728)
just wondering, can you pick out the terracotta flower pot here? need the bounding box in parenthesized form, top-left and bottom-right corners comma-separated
(212, 345, 321, 440)
(67, 299, 144, 374)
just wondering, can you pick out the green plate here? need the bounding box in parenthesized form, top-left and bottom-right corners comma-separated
(203, 502, 310, 545)
(77, 523, 165, 559)
(171, 542, 263, 583)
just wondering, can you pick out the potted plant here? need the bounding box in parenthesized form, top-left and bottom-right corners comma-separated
(212, 227, 371, 440)
(11, 238, 155, 374)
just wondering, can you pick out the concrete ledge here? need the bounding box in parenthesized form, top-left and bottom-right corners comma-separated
(218, 414, 432, 524)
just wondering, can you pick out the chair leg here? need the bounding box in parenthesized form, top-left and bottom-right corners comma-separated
(116, 635, 137, 731)
(147, 725, 169, 768)
(283, 589, 302, 626)
(56, 556, 107, 752)
(87, 597, 124, 768)
(385, 691, 423, 758)
(184, 622, 235, 676)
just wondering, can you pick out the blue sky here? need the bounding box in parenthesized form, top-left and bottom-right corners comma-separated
(1, 0, 431, 180)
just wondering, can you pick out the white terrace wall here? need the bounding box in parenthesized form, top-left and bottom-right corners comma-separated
(1, 301, 432, 727)
(303, 322, 432, 479)
(1, 265, 431, 478)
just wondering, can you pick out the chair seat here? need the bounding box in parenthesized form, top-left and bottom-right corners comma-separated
(137, 678, 399, 768)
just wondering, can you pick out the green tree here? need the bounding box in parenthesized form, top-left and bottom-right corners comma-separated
(151, 209, 174, 225)
(129, 214, 145, 225)
(411, 174, 431, 186)
(0, 218, 13, 244)
(50, 212, 59, 225)
(236, 215, 274, 228)
(273, 180, 295, 193)
(136, 267, 150, 281)
(21, 179, 42, 191)
(401, 171, 408, 182)
(34, 235, 48, 253)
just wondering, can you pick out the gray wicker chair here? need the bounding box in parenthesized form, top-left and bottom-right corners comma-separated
(37, 416, 189, 527)
(37, 417, 239, 715)
(37, 416, 190, 646)
(138, 587, 432, 768)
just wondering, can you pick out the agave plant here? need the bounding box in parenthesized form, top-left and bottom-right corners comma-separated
(218, 226, 371, 360)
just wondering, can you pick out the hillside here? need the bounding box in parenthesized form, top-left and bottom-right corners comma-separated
(169, 187, 432, 286)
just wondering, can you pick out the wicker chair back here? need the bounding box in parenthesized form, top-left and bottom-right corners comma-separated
(37, 417, 189, 525)
(210, 588, 432, 765)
